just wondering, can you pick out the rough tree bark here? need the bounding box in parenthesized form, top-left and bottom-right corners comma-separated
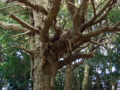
(0, 0, 120, 90)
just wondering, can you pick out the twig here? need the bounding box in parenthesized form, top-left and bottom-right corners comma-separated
(10, 31, 31, 38)
(0, 4, 18, 11)
(13, 46, 33, 55)
(90, 40, 103, 45)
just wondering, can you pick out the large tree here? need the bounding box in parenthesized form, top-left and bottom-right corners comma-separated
(0, 0, 120, 90)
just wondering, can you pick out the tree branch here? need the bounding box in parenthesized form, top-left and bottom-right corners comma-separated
(17, 0, 48, 15)
(42, 0, 62, 42)
(50, 26, 61, 42)
(59, 52, 94, 68)
(80, 0, 89, 24)
(81, 0, 115, 32)
(10, 13, 39, 34)
(76, 42, 90, 52)
(98, 33, 114, 42)
(93, 1, 114, 25)
(83, 27, 120, 39)
(0, 21, 26, 32)
(90, 40, 103, 45)
(66, 0, 77, 16)
(91, 0, 96, 16)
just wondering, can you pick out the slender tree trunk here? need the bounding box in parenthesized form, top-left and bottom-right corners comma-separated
(65, 64, 73, 90)
(82, 64, 90, 90)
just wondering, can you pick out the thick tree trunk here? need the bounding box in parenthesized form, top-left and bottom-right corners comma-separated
(82, 64, 90, 90)
(28, 0, 59, 89)
(32, 51, 59, 90)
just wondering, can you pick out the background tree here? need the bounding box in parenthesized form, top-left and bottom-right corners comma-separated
(0, 0, 120, 90)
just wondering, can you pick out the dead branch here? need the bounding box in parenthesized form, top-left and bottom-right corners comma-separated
(10, 13, 39, 34)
